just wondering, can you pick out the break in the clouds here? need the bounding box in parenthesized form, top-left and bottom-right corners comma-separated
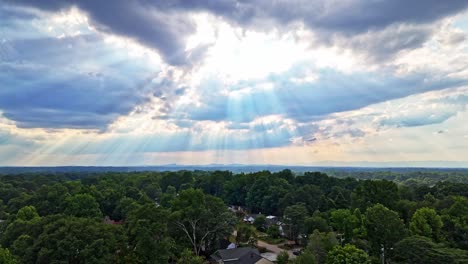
(0, 0, 468, 166)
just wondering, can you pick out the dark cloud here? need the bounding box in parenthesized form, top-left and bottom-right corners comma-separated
(0, 62, 151, 129)
(5, 0, 468, 65)
(168, 0, 468, 33)
(0, 33, 159, 129)
(4, 0, 196, 66)
(340, 25, 434, 61)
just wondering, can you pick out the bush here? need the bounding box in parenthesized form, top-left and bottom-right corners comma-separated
(267, 225, 281, 239)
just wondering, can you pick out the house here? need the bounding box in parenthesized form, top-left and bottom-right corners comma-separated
(243, 216, 256, 224)
(210, 247, 273, 264)
(265, 215, 277, 227)
(227, 243, 237, 249)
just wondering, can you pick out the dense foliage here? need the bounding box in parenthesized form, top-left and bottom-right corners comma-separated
(0, 169, 466, 263)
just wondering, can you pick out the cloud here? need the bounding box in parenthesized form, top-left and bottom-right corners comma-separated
(0, 32, 161, 129)
(171, 0, 468, 33)
(378, 90, 468, 128)
(49, 122, 297, 154)
(0, 129, 35, 147)
(6, 0, 468, 66)
(174, 64, 468, 124)
(336, 24, 434, 62)
(380, 111, 455, 127)
(4, 0, 199, 66)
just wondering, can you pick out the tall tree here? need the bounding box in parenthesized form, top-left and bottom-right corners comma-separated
(306, 230, 338, 264)
(365, 204, 406, 254)
(34, 216, 123, 263)
(284, 203, 309, 243)
(304, 211, 329, 234)
(170, 189, 236, 255)
(330, 209, 360, 242)
(352, 180, 399, 211)
(126, 204, 173, 263)
(410, 207, 443, 241)
(441, 196, 468, 249)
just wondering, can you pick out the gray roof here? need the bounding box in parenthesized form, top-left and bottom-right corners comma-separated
(211, 247, 263, 264)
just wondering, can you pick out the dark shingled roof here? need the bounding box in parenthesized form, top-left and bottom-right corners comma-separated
(210, 247, 263, 264)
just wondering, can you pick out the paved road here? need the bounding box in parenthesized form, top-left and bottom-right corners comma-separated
(257, 240, 297, 259)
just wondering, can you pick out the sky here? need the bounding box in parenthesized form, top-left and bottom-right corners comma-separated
(0, 0, 468, 167)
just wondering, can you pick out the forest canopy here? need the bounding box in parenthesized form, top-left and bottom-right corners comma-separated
(0, 169, 466, 263)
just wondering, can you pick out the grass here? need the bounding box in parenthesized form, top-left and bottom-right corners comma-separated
(261, 236, 286, 245)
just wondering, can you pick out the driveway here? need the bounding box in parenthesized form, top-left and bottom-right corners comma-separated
(257, 240, 297, 259)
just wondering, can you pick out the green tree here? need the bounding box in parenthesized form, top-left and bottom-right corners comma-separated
(280, 185, 323, 213)
(254, 215, 267, 231)
(293, 250, 316, 264)
(31, 183, 69, 215)
(0, 247, 17, 264)
(11, 234, 35, 263)
(224, 173, 253, 206)
(284, 203, 309, 243)
(171, 189, 236, 255)
(1, 206, 41, 249)
(352, 180, 399, 211)
(159, 185, 177, 207)
(305, 211, 329, 234)
(267, 225, 281, 239)
(330, 209, 360, 242)
(112, 197, 141, 220)
(126, 204, 173, 263)
(328, 186, 352, 209)
(246, 174, 291, 214)
(35, 216, 123, 263)
(441, 196, 468, 249)
(393, 236, 468, 264)
(307, 230, 338, 264)
(16, 205, 39, 221)
(395, 199, 417, 224)
(410, 207, 443, 241)
(160, 171, 195, 192)
(327, 244, 370, 264)
(236, 223, 257, 245)
(64, 193, 102, 218)
(277, 251, 290, 264)
(365, 204, 406, 254)
(176, 249, 206, 264)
